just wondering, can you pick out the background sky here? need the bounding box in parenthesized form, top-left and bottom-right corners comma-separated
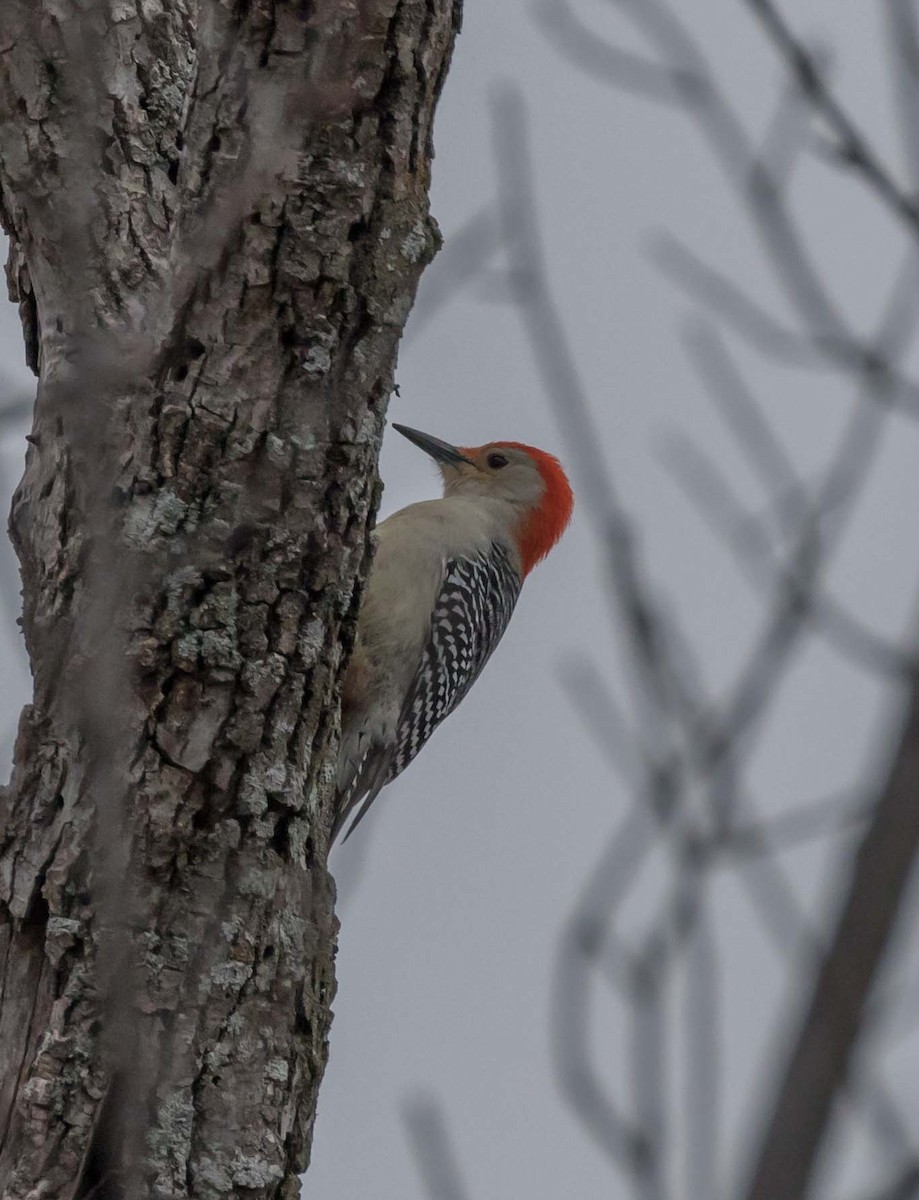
(3, 2, 919, 1197)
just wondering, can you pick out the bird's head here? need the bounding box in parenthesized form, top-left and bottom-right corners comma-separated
(392, 423, 574, 576)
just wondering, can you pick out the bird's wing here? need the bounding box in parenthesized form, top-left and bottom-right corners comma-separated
(334, 542, 521, 842)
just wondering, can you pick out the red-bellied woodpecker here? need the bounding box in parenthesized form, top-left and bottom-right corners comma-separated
(333, 423, 574, 841)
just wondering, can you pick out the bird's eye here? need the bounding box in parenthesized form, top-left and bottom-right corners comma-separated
(487, 452, 509, 469)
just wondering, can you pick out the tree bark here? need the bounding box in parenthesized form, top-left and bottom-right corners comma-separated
(0, 2, 461, 1196)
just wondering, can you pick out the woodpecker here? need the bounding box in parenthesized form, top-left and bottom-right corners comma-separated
(333, 423, 574, 842)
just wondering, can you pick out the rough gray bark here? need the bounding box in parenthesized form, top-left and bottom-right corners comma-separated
(0, 2, 461, 1196)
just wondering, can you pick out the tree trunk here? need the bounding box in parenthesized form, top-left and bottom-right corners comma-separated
(0, 2, 461, 1196)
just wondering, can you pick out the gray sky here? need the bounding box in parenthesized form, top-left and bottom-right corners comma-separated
(3, 2, 919, 1197)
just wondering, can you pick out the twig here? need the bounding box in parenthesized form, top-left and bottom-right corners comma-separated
(403, 1095, 472, 1200)
(746, 0, 919, 238)
(743, 666, 919, 1200)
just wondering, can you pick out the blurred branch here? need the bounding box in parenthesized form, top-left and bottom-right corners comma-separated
(603, 0, 853, 343)
(489, 83, 704, 773)
(653, 237, 919, 415)
(532, 0, 691, 106)
(552, 798, 677, 1180)
(684, 906, 720, 1200)
(755, 62, 819, 188)
(628, 950, 668, 1200)
(746, 0, 919, 237)
(404, 207, 501, 345)
(651, 235, 842, 367)
(860, 1165, 919, 1200)
(538, 0, 919, 412)
(403, 1095, 472, 1200)
(886, 0, 919, 188)
(520, 2, 919, 1193)
(557, 654, 645, 790)
(727, 789, 869, 858)
(743, 667, 919, 1200)
(661, 425, 912, 679)
(681, 320, 802, 504)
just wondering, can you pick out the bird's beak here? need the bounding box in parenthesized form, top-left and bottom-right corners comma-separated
(392, 423, 474, 467)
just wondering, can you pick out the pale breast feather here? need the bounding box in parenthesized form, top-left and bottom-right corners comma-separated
(386, 541, 521, 782)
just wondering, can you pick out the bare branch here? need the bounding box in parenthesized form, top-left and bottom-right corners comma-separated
(684, 906, 721, 1200)
(743, 667, 919, 1200)
(746, 0, 919, 237)
(404, 208, 502, 345)
(727, 789, 869, 858)
(532, 0, 690, 106)
(403, 1095, 473, 1200)
(886, 0, 919, 188)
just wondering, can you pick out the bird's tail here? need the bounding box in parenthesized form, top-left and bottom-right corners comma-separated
(331, 731, 393, 843)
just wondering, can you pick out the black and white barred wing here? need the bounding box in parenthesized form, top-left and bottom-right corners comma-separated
(387, 541, 521, 779)
(339, 543, 521, 839)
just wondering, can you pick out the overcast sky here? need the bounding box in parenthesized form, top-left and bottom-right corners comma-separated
(3, 2, 919, 1198)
